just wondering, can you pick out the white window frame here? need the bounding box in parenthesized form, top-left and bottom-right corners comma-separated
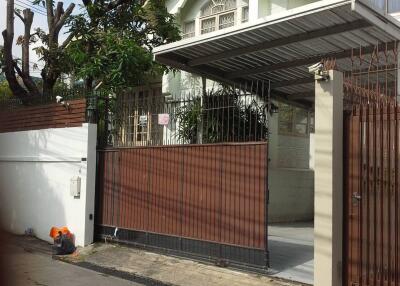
(200, 8, 236, 35)
(182, 21, 195, 39)
(241, 5, 249, 23)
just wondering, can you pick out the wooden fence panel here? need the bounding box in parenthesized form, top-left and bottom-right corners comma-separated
(0, 98, 87, 133)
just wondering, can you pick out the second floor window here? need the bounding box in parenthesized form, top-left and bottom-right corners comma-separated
(200, 0, 237, 34)
(183, 21, 195, 39)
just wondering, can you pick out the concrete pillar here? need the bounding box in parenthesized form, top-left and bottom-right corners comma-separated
(314, 70, 343, 286)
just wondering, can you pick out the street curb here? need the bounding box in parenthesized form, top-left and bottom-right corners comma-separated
(53, 256, 176, 286)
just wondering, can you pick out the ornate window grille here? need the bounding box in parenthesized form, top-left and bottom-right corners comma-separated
(200, 0, 237, 34)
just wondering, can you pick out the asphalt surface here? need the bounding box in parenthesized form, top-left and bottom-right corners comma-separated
(0, 234, 143, 286)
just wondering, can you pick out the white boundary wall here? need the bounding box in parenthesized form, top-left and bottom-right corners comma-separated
(0, 124, 97, 246)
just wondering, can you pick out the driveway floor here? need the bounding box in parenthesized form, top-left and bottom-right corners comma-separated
(268, 222, 314, 285)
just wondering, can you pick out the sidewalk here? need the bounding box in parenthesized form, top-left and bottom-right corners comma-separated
(0, 234, 141, 286)
(60, 242, 308, 286)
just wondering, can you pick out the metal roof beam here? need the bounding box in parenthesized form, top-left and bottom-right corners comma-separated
(188, 19, 371, 67)
(271, 77, 314, 89)
(227, 41, 398, 79)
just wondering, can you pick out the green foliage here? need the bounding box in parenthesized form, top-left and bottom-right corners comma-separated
(175, 98, 202, 144)
(174, 88, 268, 144)
(0, 81, 13, 98)
(67, 30, 153, 88)
(66, 0, 181, 91)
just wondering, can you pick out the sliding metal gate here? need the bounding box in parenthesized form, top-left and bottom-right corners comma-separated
(95, 143, 268, 268)
(94, 83, 270, 269)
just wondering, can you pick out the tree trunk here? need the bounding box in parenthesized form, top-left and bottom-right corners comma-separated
(18, 9, 41, 97)
(85, 76, 94, 91)
(2, 0, 29, 100)
(42, 71, 58, 98)
(22, 9, 33, 75)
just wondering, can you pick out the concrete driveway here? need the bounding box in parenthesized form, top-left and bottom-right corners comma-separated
(0, 234, 142, 286)
(268, 222, 314, 285)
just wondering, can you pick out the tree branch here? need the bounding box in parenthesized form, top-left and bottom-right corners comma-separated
(54, 2, 63, 23)
(54, 3, 75, 34)
(14, 11, 25, 23)
(13, 61, 41, 97)
(46, 0, 55, 29)
(60, 32, 75, 50)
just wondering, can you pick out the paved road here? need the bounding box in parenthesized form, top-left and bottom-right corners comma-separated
(0, 235, 142, 286)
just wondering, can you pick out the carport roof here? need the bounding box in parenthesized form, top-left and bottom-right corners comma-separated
(154, 0, 400, 109)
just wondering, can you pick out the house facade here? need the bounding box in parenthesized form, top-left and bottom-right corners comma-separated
(158, 0, 319, 222)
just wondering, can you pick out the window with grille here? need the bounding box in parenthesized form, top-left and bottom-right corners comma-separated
(219, 12, 235, 29)
(278, 103, 311, 136)
(182, 21, 195, 39)
(200, 0, 237, 35)
(201, 17, 216, 34)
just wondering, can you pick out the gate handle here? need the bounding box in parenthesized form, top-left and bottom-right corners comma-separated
(352, 192, 361, 203)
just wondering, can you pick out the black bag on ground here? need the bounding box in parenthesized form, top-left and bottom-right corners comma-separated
(52, 233, 75, 255)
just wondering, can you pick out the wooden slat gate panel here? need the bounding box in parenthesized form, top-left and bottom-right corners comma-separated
(344, 104, 400, 286)
(95, 143, 268, 268)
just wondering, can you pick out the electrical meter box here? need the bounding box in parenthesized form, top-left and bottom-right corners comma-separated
(70, 176, 81, 197)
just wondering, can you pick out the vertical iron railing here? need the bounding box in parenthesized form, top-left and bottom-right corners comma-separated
(343, 42, 400, 286)
(97, 82, 270, 148)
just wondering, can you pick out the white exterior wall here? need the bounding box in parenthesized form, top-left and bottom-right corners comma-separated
(268, 112, 314, 223)
(0, 124, 97, 247)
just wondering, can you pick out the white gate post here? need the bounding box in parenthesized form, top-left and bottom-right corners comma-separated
(314, 70, 344, 286)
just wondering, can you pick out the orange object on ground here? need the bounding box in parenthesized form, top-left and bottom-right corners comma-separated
(49, 227, 72, 239)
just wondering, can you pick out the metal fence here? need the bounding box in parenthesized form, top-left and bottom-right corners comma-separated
(344, 103, 400, 286)
(97, 82, 270, 147)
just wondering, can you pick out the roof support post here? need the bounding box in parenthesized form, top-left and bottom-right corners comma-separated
(314, 70, 343, 286)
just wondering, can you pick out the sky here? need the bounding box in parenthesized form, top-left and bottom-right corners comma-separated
(0, 0, 81, 77)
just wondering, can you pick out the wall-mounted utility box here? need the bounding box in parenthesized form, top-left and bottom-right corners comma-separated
(70, 176, 81, 197)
